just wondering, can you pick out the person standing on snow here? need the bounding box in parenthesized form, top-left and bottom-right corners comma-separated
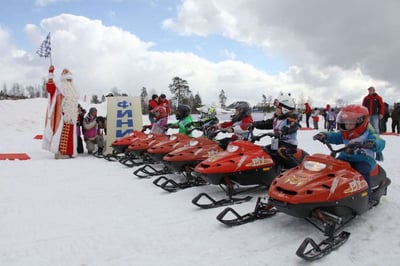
(76, 104, 86, 154)
(391, 103, 400, 134)
(326, 108, 337, 131)
(311, 108, 320, 130)
(42, 66, 79, 159)
(362, 86, 385, 134)
(148, 94, 159, 126)
(158, 94, 171, 123)
(362, 86, 385, 161)
(304, 102, 312, 128)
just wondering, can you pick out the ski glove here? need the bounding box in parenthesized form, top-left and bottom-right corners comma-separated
(313, 132, 327, 141)
(346, 142, 362, 154)
(274, 130, 282, 138)
(166, 123, 179, 129)
(252, 119, 273, 130)
(347, 141, 363, 149)
(363, 140, 376, 149)
(281, 126, 289, 135)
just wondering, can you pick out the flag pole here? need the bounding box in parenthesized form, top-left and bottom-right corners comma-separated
(49, 32, 53, 66)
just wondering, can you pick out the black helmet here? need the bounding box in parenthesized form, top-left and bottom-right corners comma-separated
(176, 104, 191, 120)
(231, 102, 251, 122)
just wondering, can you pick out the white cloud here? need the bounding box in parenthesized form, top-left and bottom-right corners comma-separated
(35, 0, 64, 7)
(162, 0, 400, 105)
(0, 11, 397, 110)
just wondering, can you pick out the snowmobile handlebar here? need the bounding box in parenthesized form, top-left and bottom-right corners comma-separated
(185, 117, 219, 127)
(316, 139, 372, 158)
(250, 132, 276, 143)
(141, 125, 152, 132)
(206, 129, 230, 139)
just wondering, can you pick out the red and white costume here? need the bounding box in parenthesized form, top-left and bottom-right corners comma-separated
(42, 66, 79, 158)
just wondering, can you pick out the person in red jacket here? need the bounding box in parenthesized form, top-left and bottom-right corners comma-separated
(42, 66, 79, 159)
(362, 86, 385, 134)
(158, 94, 171, 124)
(148, 94, 159, 126)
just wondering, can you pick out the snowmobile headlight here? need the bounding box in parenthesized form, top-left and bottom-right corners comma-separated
(226, 144, 239, 153)
(189, 139, 199, 146)
(169, 135, 177, 140)
(303, 160, 326, 171)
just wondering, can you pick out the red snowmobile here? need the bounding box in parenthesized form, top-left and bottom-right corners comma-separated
(104, 128, 149, 161)
(191, 132, 309, 208)
(216, 140, 391, 261)
(133, 118, 219, 178)
(121, 132, 170, 167)
(153, 129, 233, 192)
(132, 133, 194, 178)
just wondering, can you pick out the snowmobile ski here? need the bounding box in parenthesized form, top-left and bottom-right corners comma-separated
(216, 197, 277, 226)
(118, 151, 145, 167)
(296, 231, 350, 261)
(133, 164, 171, 178)
(192, 192, 252, 209)
(119, 153, 153, 168)
(104, 152, 125, 161)
(92, 149, 104, 158)
(153, 175, 207, 192)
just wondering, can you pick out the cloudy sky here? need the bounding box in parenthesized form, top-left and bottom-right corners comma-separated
(1, 0, 399, 108)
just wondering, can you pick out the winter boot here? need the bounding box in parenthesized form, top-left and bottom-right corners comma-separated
(55, 153, 72, 159)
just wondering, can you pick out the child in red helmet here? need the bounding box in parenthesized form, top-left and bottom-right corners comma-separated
(313, 104, 385, 207)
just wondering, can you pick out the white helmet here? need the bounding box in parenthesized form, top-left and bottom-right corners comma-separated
(276, 92, 295, 114)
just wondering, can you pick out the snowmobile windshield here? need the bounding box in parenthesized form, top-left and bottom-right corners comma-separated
(303, 160, 326, 171)
(226, 144, 239, 153)
(189, 139, 199, 146)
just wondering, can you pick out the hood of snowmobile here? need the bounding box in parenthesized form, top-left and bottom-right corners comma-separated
(111, 130, 147, 147)
(127, 134, 168, 151)
(268, 153, 369, 204)
(194, 140, 275, 174)
(163, 138, 223, 162)
(147, 134, 192, 154)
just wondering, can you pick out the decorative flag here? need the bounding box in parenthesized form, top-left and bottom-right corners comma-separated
(36, 32, 51, 58)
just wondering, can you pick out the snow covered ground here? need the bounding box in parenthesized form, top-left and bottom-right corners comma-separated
(1, 98, 399, 266)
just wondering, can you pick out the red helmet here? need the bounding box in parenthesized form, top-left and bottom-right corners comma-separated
(152, 106, 168, 120)
(336, 104, 369, 139)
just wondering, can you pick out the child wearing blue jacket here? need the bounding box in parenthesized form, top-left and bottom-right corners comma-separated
(313, 104, 385, 207)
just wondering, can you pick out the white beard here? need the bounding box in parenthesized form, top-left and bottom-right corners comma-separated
(61, 80, 79, 124)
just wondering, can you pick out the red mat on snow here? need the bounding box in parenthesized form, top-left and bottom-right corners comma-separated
(0, 153, 31, 160)
(34, 134, 43, 139)
(381, 132, 399, 136)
